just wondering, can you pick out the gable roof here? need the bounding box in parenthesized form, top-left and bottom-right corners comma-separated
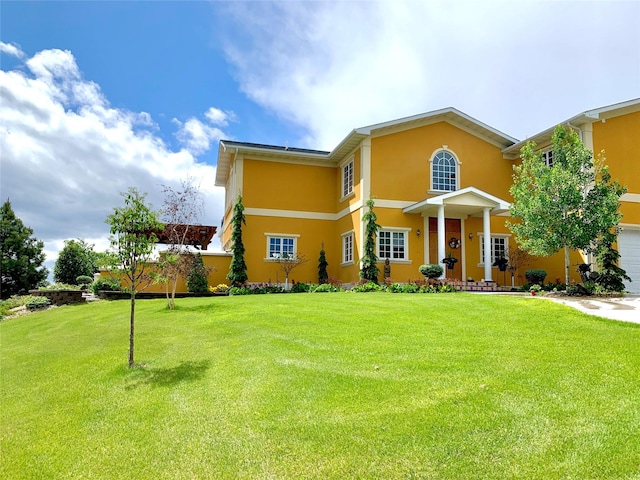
(216, 107, 520, 186)
(502, 97, 640, 159)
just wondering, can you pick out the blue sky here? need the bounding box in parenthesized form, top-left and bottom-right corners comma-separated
(1, 1, 639, 275)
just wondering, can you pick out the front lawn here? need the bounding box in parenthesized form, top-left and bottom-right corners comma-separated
(1, 294, 639, 479)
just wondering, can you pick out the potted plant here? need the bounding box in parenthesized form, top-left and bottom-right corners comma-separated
(419, 264, 444, 280)
(442, 252, 458, 270)
(492, 257, 509, 272)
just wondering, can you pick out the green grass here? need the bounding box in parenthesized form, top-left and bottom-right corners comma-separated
(1, 293, 639, 479)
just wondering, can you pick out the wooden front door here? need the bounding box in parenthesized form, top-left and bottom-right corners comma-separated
(428, 218, 462, 280)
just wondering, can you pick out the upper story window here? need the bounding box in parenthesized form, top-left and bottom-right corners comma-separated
(342, 159, 354, 198)
(431, 150, 459, 192)
(541, 149, 554, 167)
(378, 229, 408, 261)
(265, 234, 298, 259)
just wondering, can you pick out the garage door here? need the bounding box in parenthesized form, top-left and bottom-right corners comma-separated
(619, 228, 640, 293)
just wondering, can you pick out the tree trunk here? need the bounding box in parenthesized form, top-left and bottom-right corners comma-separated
(129, 292, 136, 367)
(564, 246, 571, 287)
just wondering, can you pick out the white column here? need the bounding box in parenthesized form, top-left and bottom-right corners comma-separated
(483, 207, 492, 282)
(437, 204, 445, 276)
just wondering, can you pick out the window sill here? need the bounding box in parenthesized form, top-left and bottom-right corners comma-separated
(340, 260, 354, 267)
(378, 259, 412, 265)
(339, 191, 355, 203)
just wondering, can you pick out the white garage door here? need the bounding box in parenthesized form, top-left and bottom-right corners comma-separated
(619, 228, 640, 293)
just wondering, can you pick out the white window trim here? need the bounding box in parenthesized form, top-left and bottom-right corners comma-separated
(264, 233, 300, 261)
(340, 157, 355, 201)
(429, 148, 461, 193)
(377, 227, 411, 263)
(541, 149, 554, 167)
(341, 230, 355, 266)
(477, 233, 511, 267)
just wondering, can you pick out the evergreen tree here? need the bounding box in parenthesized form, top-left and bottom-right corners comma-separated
(360, 199, 380, 283)
(594, 231, 631, 292)
(187, 252, 210, 293)
(1, 199, 48, 298)
(54, 239, 98, 284)
(227, 195, 248, 287)
(318, 243, 329, 284)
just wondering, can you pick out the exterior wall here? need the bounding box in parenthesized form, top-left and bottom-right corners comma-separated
(593, 111, 640, 224)
(99, 252, 232, 293)
(370, 122, 511, 202)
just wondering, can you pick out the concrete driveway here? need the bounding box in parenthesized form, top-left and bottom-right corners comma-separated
(542, 293, 640, 324)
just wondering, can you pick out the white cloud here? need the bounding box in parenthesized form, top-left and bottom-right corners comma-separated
(0, 47, 228, 275)
(0, 41, 25, 59)
(218, 1, 640, 149)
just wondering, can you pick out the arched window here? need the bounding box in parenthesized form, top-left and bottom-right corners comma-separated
(431, 150, 459, 192)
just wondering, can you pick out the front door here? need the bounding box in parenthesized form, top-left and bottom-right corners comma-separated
(428, 218, 462, 280)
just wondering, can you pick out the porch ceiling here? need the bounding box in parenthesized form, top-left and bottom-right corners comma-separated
(402, 186, 511, 217)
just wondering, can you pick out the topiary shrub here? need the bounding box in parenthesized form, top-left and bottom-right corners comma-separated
(419, 264, 444, 280)
(525, 269, 547, 285)
(76, 275, 94, 290)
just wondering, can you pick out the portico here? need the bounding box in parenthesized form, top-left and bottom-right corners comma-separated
(403, 187, 511, 281)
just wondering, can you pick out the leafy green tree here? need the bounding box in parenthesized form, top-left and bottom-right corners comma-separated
(0, 199, 48, 298)
(508, 126, 626, 286)
(227, 195, 248, 287)
(53, 239, 98, 284)
(106, 188, 164, 367)
(360, 199, 380, 283)
(318, 243, 328, 284)
(187, 252, 210, 293)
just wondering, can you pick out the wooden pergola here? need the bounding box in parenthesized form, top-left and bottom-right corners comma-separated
(154, 224, 218, 250)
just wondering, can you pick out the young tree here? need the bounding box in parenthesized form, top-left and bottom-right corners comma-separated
(0, 199, 48, 298)
(508, 125, 626, 286)
(360, 199, 380, 283)
(227, 195, 248, 287)
(54, 239, 98, 284)
(318, 243, 329, 284)
(274, 252, 310, 290)
(159, 178, 205, 309)
(106, 188, 164, 368)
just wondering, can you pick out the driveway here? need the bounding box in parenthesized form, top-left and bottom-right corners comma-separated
(542, 293, 640, 324)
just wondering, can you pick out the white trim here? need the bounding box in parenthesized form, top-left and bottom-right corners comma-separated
(377, 228, 410, 261)
(621, 193, 640, 203)
(245, 202, 363, 221)
(341, 157, 355, 199)
(264, 232, 301, 238)
(341, 230, 355, 266)
(264, 234, 298, 261)
(477, 233, 511, 267)
(429, 148, 461, 193)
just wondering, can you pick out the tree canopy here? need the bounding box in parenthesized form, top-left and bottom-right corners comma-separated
(508, 125, 626, 285)
(54, 239, 98, 285)
(1, 199, 48, 298)
(106, 188, 164, 367)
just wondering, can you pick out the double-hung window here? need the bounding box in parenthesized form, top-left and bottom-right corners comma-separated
(431, 150, 458, 192)
(266, 234, 297, 259)
(342, 232, 354, 264)
(542, 149, 554, 167)
(378, 230, 408, 261)
(342, 159, 354, 198)
(480, 235, 509, 265)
